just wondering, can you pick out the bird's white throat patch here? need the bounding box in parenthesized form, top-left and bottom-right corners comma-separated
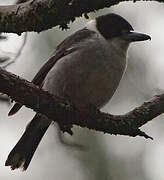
(86, 19, 104, 39)
(86, 20, 99, 34)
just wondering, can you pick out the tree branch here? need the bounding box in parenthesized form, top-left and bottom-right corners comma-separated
(0, 67, 163, 139)
(0, 0, 163, 34)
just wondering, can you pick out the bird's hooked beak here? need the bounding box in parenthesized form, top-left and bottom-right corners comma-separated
(121, 31, 151, 42)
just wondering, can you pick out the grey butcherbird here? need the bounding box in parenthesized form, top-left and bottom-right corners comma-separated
(5, 13, 151, 170)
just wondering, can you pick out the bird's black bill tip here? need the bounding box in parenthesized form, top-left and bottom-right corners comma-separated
(121, 31, 151, 42)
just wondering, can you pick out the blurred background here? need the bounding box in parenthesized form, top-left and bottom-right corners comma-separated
(0, 0, 164, 180)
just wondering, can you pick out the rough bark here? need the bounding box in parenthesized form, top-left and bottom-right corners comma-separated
(0, 67, 163, 139)
(0, 0, 162, 34)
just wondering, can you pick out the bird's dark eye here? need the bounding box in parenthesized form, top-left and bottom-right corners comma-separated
(96, 13, 134, 39)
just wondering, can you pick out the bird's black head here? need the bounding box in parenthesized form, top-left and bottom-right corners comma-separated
(96, 13, 151, 42)
(96, 13, 133, 39)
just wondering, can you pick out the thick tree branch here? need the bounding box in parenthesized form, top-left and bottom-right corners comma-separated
(0, 68, 163, 139)
(0, 0, 162, 34)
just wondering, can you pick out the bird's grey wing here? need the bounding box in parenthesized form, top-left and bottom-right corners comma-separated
(8, 28, 96, 116)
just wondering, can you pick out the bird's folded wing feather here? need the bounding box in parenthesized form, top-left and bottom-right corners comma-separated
(8, 28, 96, 116)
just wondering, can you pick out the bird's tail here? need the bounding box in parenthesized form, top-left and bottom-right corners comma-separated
(5, 114, 51, 171)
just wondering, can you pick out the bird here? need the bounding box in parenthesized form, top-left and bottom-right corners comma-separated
(5, 13, 151, 171)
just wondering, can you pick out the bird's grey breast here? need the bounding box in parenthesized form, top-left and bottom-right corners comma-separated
(43, 33, 127, 108)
